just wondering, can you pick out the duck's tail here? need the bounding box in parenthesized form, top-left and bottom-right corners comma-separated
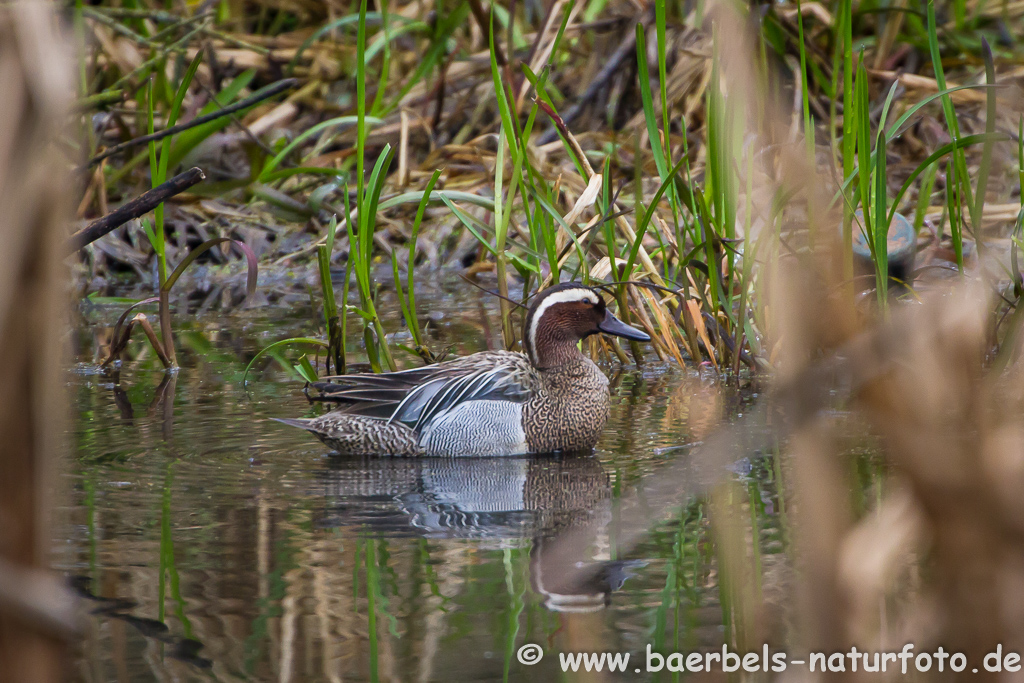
(270, 417, 315, 431)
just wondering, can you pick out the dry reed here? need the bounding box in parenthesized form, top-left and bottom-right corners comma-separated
(0, 1, 78, 681)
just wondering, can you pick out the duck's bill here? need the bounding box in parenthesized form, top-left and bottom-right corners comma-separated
(598, 312, 651, 342)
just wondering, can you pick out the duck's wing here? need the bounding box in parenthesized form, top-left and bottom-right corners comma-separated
(308, 352, 537, 427)
(391, 364, 536, 431)
(308, 367, 446, 418)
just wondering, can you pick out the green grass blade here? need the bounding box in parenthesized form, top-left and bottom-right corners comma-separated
(913, 162, 938, 234)
(874, 129, 889, 308)
(855, 57, 874, 255)
(636, 23, 669, 180)
(356, 0, 369, 240)
(294, 354, 320, 383)
(145, 81, 165, 280)
(369, 0, 392, 116)
(795, 0, 814, 160)
(162, 238, 258, 296)
(947, 158, 964, 272)
(260, 116, 378, 179)
(243, 338, 331, 385)
(624, 154, 691, 280)
(887, 83, 999, 139)
(405, 169, 443, 342)
(840, 0, 855, 281)
(926, 0, 975, 223)
(378, 189, 495, 212)
(888, 133, 1008, 226)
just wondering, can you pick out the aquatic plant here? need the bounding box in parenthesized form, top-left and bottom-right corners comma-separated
(104, 54, 258, 369)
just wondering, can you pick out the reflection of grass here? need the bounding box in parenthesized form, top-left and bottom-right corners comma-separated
(372, 539, 402, 639)
(160, 460, 194, 638)
(366, 537, 379, 681)
(501, 548, 526, 683)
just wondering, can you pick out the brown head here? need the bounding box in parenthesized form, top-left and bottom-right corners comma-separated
(523, 283, 650, 369)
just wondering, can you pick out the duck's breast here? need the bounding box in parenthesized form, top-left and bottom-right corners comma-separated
(417, 400, 528, 457)
(522, 359, 611, 453)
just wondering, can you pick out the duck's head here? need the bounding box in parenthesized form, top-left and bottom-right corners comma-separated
(523, 283, 650, 368)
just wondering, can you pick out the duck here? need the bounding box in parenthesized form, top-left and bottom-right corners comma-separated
(274, 282, 650, 456)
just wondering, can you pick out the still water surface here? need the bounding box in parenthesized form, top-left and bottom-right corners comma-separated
(62, 284, 785, 682)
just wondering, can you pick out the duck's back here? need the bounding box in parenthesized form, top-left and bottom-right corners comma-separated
(311, 351, 536, 418)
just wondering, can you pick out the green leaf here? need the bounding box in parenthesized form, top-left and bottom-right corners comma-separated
(874, 128, 889, 307)
(378, 189, 494, 212)
(260, 116, 378, 179)
(294, 354, 320, 383)
(624, 153, 691, 281)
(157, 51, 203, 184)
(636, 23, 669, 180)
(243, 338, 330, 385)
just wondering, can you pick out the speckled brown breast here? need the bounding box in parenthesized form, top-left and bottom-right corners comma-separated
(521, 356, 611, 453)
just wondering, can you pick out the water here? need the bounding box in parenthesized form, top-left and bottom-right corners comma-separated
(62, 284, 784, 682)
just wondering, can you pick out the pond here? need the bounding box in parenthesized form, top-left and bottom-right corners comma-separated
(61, 279, 800, 682)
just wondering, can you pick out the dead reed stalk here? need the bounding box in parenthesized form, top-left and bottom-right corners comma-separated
(0, 1, 78, 681)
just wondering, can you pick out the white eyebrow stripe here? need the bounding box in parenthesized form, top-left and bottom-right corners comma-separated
(527, 288, 598, 364)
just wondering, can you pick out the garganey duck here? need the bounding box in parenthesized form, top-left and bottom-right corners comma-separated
(275, 282, 650, 456)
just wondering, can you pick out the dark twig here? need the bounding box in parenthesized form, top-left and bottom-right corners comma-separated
(65, 167, 205, 254)
(469, 0, 506, 66)
(429, 56, 450, 132)
(83, 78, 298, 169)
(195, 78, 276, 158)
(457, 272, 529, 310)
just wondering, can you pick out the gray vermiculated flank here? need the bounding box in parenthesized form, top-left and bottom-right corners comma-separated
(418, 400, 528, 457)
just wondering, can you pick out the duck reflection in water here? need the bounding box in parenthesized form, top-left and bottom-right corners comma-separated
(311, 453, 643, 611)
